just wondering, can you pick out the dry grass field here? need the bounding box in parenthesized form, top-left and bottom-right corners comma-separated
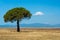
(0, 28, 60, 40)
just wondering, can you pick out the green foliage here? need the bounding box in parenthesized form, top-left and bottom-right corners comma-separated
(3, 7, 32, 22)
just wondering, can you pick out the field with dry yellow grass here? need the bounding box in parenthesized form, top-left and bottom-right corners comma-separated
(0, 28, 60, 40)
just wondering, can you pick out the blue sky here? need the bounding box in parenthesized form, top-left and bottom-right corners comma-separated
(0, 0, 60, 25)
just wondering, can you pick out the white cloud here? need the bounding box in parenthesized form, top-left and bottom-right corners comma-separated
(34, 12, 44, 16)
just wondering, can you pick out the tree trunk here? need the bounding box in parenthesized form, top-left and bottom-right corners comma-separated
(17, 20, 20, 32)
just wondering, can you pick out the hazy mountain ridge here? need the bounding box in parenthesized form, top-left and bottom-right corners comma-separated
(0, 23, 60, 28)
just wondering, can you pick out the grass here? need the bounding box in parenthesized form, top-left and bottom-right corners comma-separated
(0, 28, 60, 40)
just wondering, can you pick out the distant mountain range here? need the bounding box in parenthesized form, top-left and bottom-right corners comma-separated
(0, 23, 60, 28)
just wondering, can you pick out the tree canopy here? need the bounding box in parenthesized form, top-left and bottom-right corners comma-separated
(4, 7, 32, 23)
